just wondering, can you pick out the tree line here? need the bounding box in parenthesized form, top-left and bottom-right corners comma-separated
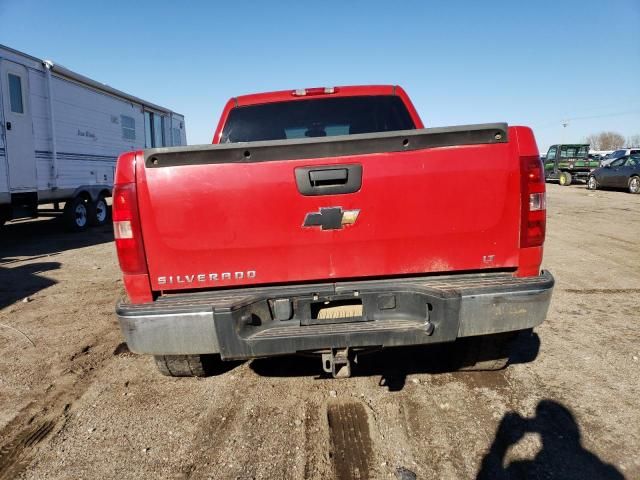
(583, 132, 640, 150)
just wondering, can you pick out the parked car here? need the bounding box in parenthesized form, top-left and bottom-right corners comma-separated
(112, 84, 553, 378)
(600, 148, 640, 167)
(590, 150, 613, 162)
(587, 154, 640, 193)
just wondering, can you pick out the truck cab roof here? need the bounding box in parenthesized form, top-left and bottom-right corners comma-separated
(234, 85, 401, 106)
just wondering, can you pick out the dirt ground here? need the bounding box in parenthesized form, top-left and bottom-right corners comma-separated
(1, 183, 638, 480)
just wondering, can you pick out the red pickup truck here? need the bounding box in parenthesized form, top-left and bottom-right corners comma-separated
(113, 85, 553, 378)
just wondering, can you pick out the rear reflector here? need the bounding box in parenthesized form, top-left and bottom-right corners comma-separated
(523, 213, 545, 247)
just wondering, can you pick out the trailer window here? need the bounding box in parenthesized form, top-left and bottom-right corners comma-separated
(121, 115, 136, 141)
(8, 74, 24, 114)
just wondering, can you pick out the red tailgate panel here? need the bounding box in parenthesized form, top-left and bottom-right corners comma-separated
(136, 143, 520, 292)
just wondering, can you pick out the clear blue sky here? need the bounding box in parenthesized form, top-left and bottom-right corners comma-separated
(1, 0, 639, 152)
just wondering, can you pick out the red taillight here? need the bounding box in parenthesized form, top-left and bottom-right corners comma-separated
(113, 182, 147, 275)
(520, 155, 546, 248)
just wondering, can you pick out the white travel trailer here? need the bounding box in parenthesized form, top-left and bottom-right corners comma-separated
(0, 44, 186, 231)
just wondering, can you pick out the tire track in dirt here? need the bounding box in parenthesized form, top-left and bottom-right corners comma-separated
(327, 401, 375, 480)
(178, 364, 309, 479)
(595, 233, 637, 247)
(0, 421, 56, 480)
(303, 399, 332, 479)
(398, 364, 553, 479)
(180, 392, 244, 479)
(0, 327, 122, 479)
(563, 288, 640, 294)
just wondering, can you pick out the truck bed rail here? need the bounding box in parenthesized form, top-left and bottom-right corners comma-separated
(143, 123, 509, 168)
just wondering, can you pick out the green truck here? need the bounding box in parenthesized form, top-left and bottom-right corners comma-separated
(543, 144, 600, 185)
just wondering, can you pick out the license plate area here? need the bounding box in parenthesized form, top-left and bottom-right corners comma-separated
(214, 279, 463, 360)
(299, 296, 368, 326)
(310, 299, 364, 324)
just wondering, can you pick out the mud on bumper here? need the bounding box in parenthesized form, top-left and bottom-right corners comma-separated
(116, 271, 554, 360)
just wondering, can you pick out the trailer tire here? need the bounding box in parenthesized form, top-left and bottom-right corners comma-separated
(629, 176, 640, 194)
(89, 194, 110, 226)
(63, 196, 89, 232)
(154, 354, 217, 377)
(558, 171, 572, 186)
(453, 331, 518, 371)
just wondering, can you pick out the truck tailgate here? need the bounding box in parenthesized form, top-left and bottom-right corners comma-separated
(135, 125, 521, 292)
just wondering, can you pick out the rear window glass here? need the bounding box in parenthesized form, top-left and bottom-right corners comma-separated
(220, 95, 416, 143)
(559, 145, 589, 158)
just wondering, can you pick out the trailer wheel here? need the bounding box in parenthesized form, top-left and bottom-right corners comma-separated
(452, 331, 518, 371)
(558, 171, 572, 186)
(63, 196, 89, 232)
(629, 176, 640, 194)
(89, 194, 110, 226)
(154, 354, 217, 377)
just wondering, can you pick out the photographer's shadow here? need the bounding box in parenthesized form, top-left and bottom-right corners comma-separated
(477, 400, 623, 480)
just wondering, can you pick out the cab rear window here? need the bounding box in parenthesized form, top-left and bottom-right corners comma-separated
(559, 145, 589, 158)
(220, 96, 415, 143)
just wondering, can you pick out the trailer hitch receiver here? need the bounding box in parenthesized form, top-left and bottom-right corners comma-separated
(322, 348, 353, 378)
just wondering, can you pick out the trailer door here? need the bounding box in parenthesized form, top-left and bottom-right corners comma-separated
(1, 60, 36, 192)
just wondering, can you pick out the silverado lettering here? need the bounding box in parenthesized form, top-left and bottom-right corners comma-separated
(157, 271, 257, 285)
(113, 85, 554, 378)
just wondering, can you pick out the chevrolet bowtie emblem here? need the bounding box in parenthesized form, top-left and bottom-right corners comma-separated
(303, 207, 360, 230)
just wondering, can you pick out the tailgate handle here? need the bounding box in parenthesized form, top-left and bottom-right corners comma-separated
(309, 168, 348, 186)
(295, 164, 362, 196)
